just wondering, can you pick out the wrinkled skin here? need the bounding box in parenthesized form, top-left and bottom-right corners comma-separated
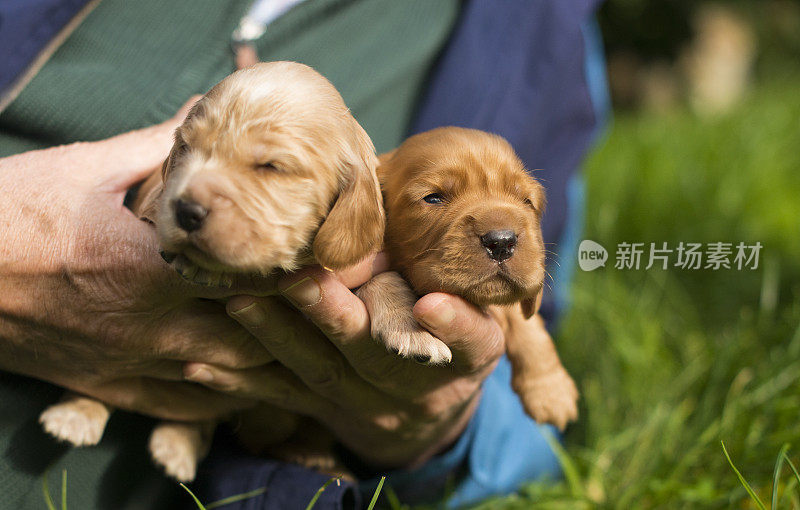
(0, 102, 272, 420)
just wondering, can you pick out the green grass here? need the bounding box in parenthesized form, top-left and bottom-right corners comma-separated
(42, 469, 67, 510)
(446, 76, 800, 509)
(721, 441, 800, 510)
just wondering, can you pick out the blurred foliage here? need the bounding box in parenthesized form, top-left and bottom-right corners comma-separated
(599, 0, 693, 61)
(553, 75, 800, 508)
(599, 0, 800, 77)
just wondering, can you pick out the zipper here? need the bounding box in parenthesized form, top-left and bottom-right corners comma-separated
(230, 0, 306, 69)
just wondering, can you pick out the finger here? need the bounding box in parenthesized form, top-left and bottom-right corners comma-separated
(154, 301, 275, 368)
(278, 268, 371, 342)
(277, 268, 372, 355)
(225, 296, 384, 403)
(331, 252, 390, 289)
(275, 268, 427, 391)
(180, 253, 386, 299)
(413, 293, 505, 374)
(194, 272, 281, 299)
(92, 95, 202, 189)
(183, 363, 336, 419)
(136, 359, 187, 381)
(86, 377, 255, 421)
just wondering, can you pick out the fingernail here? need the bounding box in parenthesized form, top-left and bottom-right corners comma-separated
(159, 250, 176, 263)
(229, 302, 267, 326)
(417, 297, 456, 330)
(280, 277, 321, 307)
(186, 366, 213, 383)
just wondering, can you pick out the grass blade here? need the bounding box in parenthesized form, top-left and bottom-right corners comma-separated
(382, 484, 405, 510)
(543, 430, 585, 499)
(42, 471, 56, 510)
(180, 483, 207, 510)
(771, 444, 790, 510)
(61, 469, 67, 510)
(366, 476, 386, 510)
(783, 452, 800, 487)
(206, 487, 266, 509)
(722, 441, 767, 510)
(305, 477, 340, 510)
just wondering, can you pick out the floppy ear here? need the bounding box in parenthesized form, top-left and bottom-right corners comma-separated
(375, 148, 397, 188)
(161, 132, 186, 182)
(133, 172, 163, 224)
(132, 132, 184, 222)
(520, 290, 542, 320)
(312, 134, 385, 270)
(160, 99, 204, 181)
(529, 175, 547, 215)
(377, 148, 397, 167)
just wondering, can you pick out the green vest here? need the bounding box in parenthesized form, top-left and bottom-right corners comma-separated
(0, 1, 459, 507)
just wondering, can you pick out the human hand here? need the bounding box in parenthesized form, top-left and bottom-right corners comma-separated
(0, 100, 281, 421)
(184, 257, 505, 468)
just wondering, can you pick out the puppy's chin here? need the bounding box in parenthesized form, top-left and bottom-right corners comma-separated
(174, 246, 237, 272)
(407, 252, 545, 307)
(467, 273, 544, 306)
(157, 227, 302, 277)
(436, 271, 543, 307)
(162, 243, 304, 276)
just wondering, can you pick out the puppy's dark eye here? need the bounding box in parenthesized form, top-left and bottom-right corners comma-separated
(524, 198, 536, 210)
(255, 162, 277, 171)
(423, 193, 445, 204)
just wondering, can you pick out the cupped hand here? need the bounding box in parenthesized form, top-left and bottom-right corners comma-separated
(0, 99, 280, 421)
(184, 258, 505, 468)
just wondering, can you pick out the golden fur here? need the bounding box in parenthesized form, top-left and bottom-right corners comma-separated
(41, 61, 384, 481)
(137, 61, 383, 278)
(358, 127, 578, 429)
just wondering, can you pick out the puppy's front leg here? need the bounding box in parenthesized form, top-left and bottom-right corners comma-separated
(497, 309, 579, 431)
(39, 392, 112, 446)
(356, 271, 452, 364)
(148, 420, 215, 482)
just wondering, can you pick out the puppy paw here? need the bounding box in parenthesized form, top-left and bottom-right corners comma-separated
(358, 271, 452, 365)
(39, 398, 110, 446)
(515, 369, 579, 431)
(378, 323, 452, 365)
(148, 422, 208, 482)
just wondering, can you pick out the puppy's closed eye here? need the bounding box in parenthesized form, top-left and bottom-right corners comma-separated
(151, 61, 384, 276)
(254, 162, 278, 171)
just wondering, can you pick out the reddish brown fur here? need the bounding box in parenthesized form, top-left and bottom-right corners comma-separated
(379, 127, 546, 307)
(361, 127, 578, 429)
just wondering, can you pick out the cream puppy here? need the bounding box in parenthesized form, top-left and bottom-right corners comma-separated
(39, 61, 384, 481)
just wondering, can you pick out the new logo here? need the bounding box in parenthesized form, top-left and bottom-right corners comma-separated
(578, 240, 608, 271)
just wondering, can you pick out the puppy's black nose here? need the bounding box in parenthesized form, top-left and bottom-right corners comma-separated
(480, 230, 517, 262)
(174, 199, 207, 232)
